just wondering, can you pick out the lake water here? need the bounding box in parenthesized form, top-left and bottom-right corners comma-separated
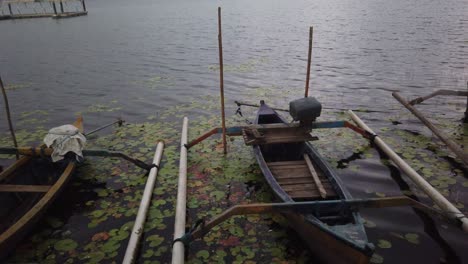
(0, 0, 467, 263)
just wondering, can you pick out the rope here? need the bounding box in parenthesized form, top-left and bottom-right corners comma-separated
(235, 102, 243, 117)
(363, 131, 378, 144)
(234, 104, 252, 125)
(40, 146, 46, 158)
(368, 133, 378, 144)
(172, 219, 205, 247)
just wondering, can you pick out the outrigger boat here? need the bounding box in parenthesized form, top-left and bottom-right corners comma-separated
(171, 9, 468, 263)
(178, 97, 466, 264)
(182, 97, 381, 263)
(0, 117, 83, 258)
(251, 98, 373, 263)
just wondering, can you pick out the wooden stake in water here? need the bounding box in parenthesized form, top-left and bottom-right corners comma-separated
(465, 82, 468, 123)
(218, 7, 227, 154)
(304, 26, 313, 98)
(52, 2, 57, 15)
(0, 76, 19, 160)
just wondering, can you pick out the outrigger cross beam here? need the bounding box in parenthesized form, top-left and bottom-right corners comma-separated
(186, 120, 374, 149)
(0, 147, 154, 171)
(184, 196, 463, 243)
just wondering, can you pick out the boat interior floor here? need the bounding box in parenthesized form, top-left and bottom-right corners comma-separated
(267, 159, 337, 200)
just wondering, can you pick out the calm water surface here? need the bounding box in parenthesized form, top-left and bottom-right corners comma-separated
(0, 0, 467, 262)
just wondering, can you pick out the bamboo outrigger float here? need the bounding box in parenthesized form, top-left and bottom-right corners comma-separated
(123, 142, 164, 264)
(171, 117, 188, 264)
(348, 110, 468, 232)
(392, 91, 468, 167)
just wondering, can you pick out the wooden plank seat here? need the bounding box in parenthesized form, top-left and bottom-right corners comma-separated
(267, 160, 337, 200)
(0, 185, 51, 193)
(242, 127, 318, 145)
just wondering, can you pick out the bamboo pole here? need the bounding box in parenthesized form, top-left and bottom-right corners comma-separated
(171, 117, 188, 264)
(218, 7, 227, 154)
(123, 141, 164, 264)
(304, 26, 313, 98)
(393, 92, 468, 166)
(59, 1, 64, 13)
(0, 76, 19, 160)
(84, 118, 124, 136)
(190, 196, 450, 240)
(348, 110, 468, 232)
(0, 147, 152, 171)
(408, 90, 468, 105)
(81, 0, 86, 12)
(235, 101, 289, 112)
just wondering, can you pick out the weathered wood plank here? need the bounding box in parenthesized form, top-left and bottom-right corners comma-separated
(0, 156, 31, 183)
(243, 126, 316, 145)
(267, 160, 306, 166)
(0, 185, 51, 193)
(277, 177, 315, 185)
(278, 179, 334, 189)
(289, 190, 322, 199)
(271, 169, 328, 180)
(304, 154, 327, 198)
(281, 183, 334, 192)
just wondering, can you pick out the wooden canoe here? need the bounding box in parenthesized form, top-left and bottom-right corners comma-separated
(0, 116, 83, 259)
(252, 101, 374, 263)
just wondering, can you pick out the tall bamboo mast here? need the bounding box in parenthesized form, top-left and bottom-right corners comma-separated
(218, 7, 227, 154)
(304, 26, 313, 97)
(0, 76, 19, 160)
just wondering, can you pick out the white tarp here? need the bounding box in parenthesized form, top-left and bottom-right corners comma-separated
(43, 124, 86, 162)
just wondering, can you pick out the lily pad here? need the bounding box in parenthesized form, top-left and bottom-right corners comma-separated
(83, 251, 105, 262)
(363, 219, 376, 228)
(54, 239, 78, 251)
(377, 239, 392, 249)
(146, 234, 164, 247)
(370, 253, 384, 264)
(196, 250, 210, 259)
(405, 233, 420, 244)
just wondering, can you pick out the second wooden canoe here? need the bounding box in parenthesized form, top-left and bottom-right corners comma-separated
(0, 116, 83, 259)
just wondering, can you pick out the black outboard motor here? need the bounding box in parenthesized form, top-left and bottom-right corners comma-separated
(289, 97, 322, 127)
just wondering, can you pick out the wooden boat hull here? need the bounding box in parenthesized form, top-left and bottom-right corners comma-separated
(285, 212, 370, 264)
(0, 158, 76, 259)
(0, 117, 83, 259)
(253, 102, 373, 263)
